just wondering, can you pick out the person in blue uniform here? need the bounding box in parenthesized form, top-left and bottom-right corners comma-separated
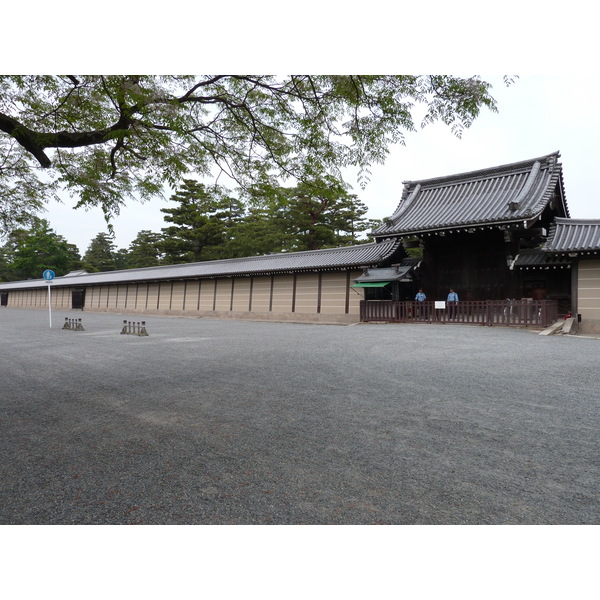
(447, 288, 459, 319)
(414, 288, 426, 318)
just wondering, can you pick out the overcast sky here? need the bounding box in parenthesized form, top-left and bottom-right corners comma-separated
(40, 73, 600, 253)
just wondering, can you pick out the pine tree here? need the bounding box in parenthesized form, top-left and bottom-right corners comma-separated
(83, 232, 117, 272)
(159, 180, 238, 263)
(126, 230, 163, 268)
(249, 176, 372, 251)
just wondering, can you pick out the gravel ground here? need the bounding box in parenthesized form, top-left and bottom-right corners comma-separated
(1, 307, 598, 525)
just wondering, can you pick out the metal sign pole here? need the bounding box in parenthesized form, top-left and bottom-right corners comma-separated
(48, 282, 52, 328)
(42, 270, 55, 328)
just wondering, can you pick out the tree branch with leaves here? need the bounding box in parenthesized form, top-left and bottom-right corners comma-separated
(0, 75, 501, 230)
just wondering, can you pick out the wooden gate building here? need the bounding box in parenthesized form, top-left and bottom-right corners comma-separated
(371, 152, 571, 305)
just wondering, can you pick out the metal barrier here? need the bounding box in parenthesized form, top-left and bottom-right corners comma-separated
(62, 317, 85, 331)
(360, 299, 559, 327)
(120, 320, 149, 336)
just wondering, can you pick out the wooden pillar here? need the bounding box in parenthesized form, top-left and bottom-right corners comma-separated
(291, 274, 297, 313)
(317, 272, 323, 313)
(345, 271, 351, 314)
(571, 261, 579, 315)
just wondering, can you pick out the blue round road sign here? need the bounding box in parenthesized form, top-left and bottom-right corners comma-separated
(43, 269, 55, 281)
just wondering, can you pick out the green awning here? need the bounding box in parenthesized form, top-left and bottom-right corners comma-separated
(351, 281, 391, 288)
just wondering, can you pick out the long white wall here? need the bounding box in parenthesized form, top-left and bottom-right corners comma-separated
(4, 271, 365, 324)
(5, 286, 74, 309)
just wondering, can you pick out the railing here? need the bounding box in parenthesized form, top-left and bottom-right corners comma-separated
(360, 299, 559, 328)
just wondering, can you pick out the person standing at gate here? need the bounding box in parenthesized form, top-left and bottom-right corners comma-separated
(447, 287, 459, 319)
(415, 288, 426, 319)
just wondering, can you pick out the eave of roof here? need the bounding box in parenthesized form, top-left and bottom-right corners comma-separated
(354, 265, 414, 282)
(512, 249, 572, 270)
(372, 152, 568, 237)
(544, 217, 600, 255)
(0, 239, 403, 291)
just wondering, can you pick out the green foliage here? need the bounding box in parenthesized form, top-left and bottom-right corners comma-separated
(155, 175, 377, 263)
(0, 250, 10, 282)
(126, 230, 163, 268)
(402, 236, 424, 258)
(289, 178, 371, 250)
(244, 175, 373, 251)
(405, 246, 424, 258)
(0, 75, 499, 229)
(83, 232, 117, 272)
(159, 180, 238, 263)
(221, 206, 291, 257)
(0, 217, 81, 280)
(0, 174, 408, 281)
(113, 248, 129, 270)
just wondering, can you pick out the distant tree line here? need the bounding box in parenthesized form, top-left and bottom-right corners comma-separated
(0, 178, 381, 282)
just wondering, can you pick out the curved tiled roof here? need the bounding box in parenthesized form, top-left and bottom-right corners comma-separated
(373, 152, 568, 237)
(0, 239, 403, 290)
(544, 218, 600, 254)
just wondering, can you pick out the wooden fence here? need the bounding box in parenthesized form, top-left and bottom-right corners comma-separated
(360, 299, 559, 328)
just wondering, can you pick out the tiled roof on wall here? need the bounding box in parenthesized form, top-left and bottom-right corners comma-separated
(373, 152, 568, 237)
(0, 239, 403, 291)
(544, 218, 600, 254)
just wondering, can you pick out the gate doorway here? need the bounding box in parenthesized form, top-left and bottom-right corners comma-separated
(72, 288, 86, 309)
(0, 292, 8, 306)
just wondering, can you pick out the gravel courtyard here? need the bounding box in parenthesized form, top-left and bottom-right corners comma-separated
(1, 308, 598, 525)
